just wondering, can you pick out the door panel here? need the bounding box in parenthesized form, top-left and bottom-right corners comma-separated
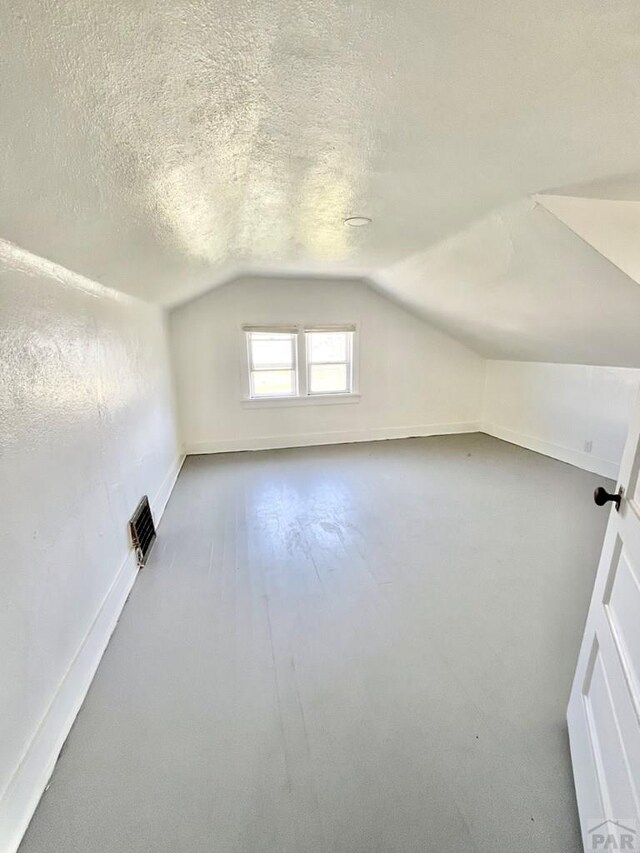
(605, 546, 640, 714)
(568, 390, 640, 850)
(583, 642, 637, 820)
(627, 446, 640, 508)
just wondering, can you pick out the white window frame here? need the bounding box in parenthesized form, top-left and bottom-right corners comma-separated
(305, 327, 354, 397)
(241, 323, 360, 407)
(244, 327, 299, 399)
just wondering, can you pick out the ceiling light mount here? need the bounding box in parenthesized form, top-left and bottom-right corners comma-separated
(344, 216, 372, 227)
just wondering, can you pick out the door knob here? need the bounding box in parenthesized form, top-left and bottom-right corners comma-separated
(594, 486, 623, 511)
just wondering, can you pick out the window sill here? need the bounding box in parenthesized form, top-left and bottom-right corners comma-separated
(242, 393, 361, 409)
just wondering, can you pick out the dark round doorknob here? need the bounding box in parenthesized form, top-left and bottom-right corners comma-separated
(594, 486, 622, 510)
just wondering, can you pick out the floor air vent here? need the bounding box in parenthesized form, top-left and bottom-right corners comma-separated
(129, 496, 156, 567)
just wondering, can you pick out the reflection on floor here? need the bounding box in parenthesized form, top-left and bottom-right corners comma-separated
(20, 434, 609, 853)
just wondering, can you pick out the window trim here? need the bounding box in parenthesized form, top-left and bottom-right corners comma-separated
(244, 328, 298, 399)
(305, 328, 354, 397)
(241, 323, 359, 404)
(241, 392, 361, 409)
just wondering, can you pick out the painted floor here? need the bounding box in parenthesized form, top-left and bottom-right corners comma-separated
(19, 434, 610, 852)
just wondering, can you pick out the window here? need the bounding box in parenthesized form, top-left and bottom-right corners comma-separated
(246, 329, 297, 398)
(243, 324, 356, 401)
(305, 328, 353, 395)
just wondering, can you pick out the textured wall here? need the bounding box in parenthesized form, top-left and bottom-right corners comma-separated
(0, 241, 180, 812)
(170, 276, 484, 452)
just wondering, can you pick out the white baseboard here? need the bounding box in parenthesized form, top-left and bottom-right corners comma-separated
(152, 453, 186, 520)
(0, 551, 139, 853)
(185, 422, 481, 455)
(481, 423, 619, 480)
(0, 454, 185, 853)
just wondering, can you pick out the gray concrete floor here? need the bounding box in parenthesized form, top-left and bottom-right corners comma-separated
(19, 434, 611, 853)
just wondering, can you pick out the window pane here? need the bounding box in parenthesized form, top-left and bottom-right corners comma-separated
(251, 369, 295, 397)
(308, 331, 348, 364)
(309, 363, 349, 394)
(249, 333, 294, 369)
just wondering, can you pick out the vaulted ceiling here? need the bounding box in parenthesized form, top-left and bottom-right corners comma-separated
(2, 1, 640, 364)
(376, 197, 640, 365)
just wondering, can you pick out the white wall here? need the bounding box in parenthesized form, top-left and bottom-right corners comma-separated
(482, 361, 640, 479)
(169, 276, 485, 453)
(0, 241, 182, 852)
(1, 253, 638, 852)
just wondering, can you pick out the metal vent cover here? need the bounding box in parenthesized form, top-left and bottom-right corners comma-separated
(129, 496, 156, 567)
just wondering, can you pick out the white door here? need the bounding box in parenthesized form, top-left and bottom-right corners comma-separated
(568, 392, 640, 852)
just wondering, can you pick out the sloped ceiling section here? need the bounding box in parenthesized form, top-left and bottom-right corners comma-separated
(2, 1, 640, 365)
(538, 194, 640, 286)
(375, 198, 640, 366)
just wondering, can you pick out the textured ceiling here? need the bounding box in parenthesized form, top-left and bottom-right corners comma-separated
(2, 1, 640, 363)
